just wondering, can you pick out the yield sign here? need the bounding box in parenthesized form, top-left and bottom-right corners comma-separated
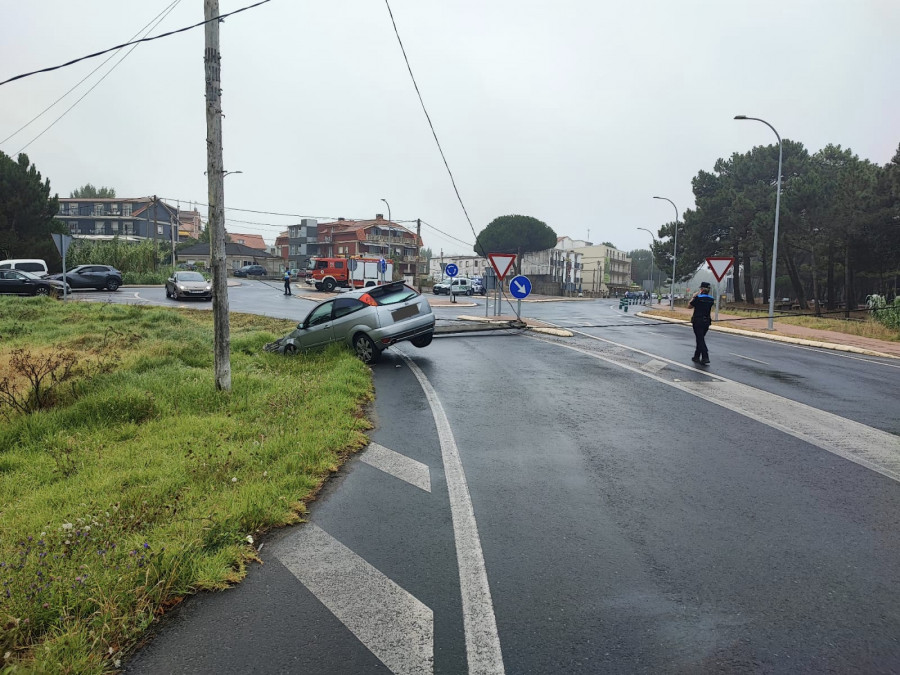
(488, 253, 516, 280)
(706, 257, 735, 282)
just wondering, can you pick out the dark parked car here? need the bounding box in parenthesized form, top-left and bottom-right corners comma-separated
(166, 271, 212, 301)
(48, 264, 122, 291)
(234, 265, 266, 278)
(0, 269, 70, 297)
(264, 281, 435, 364)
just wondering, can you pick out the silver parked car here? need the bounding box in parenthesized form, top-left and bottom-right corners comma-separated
(264, 281, 435, 363)
(166, 271, 212, 301)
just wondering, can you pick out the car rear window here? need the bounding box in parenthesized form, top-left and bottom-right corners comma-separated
(366, 283, 419, 306)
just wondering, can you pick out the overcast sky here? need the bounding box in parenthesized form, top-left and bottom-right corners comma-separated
(2, 1, 898, 255)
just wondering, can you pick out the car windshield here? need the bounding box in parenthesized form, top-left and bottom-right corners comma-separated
(21, 271, 44, 280)
(178, 272, 206, 282)
(365, 283, 419, 306)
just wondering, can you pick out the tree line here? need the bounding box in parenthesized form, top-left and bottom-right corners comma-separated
(649, 142, 900, 314)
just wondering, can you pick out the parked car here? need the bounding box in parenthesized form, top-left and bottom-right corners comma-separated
(166, 271, 212, 301)
(264, 281, 435, 364)
(47, 264, 122, 291)
(0, 269, 70, 297)
(471, 279, 486, 296)
(0, 258, 50, 276)
(234, 265, 267, 278)
(288, 268, 309, 279)
(433, 278, 474, 296)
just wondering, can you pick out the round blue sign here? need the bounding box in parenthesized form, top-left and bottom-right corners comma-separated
(509, 275, 532, 299)
(445, 263, 459, 278)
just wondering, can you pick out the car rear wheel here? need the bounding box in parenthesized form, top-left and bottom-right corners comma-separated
(466, 288, 473, 296)
(35, 287, 51, 296)
(353, 333, 379, 364)
(410, 332, 433, 348)
(105, 278, 120, 291)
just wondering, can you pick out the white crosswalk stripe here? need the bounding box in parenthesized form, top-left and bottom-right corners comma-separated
(361, 442, 432, 492)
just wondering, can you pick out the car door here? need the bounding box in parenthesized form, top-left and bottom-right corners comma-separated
(0, 270, 23, 294)
(296, 300, 336, 349)
(330, 296, 376, 343)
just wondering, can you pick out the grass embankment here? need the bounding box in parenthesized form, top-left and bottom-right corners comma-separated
(0, 298, 373, 673)
(645, 305, 900, 342)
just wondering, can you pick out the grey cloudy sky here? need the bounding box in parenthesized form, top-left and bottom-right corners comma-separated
(2, 1, 898, 255)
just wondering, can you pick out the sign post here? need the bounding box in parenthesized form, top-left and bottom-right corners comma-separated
(706, 257, 735, 321)
(487, 253, 516, 316)
(444, 263, 459, 303)
(508, 274, 531, 320)
(51, 233, 73, 301)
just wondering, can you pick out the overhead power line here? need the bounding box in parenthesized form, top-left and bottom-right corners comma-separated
(10, 1, 185, 155)
(0, 0, 273, 88)
(1, 0, 183, 148)
(383, 0, 486, 258)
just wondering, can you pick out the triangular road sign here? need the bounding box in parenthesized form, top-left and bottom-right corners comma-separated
(488, 253, 516, 280)
(706, 257, 735, 282)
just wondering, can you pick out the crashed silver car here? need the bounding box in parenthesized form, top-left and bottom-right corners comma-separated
(264, 281, 435, 363)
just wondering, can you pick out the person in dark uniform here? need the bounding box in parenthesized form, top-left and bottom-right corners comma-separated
(283, 270, 292, 295)
(689, 281, 715, 364)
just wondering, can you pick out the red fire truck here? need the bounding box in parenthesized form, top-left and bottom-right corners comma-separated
(305, 256, 393, 292)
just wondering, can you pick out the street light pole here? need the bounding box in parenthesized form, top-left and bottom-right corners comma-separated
(734, 115, 782, 330)
(637, 227, 658, 304)
(381, 198, 391, 223)
(653, 196, 679, 308)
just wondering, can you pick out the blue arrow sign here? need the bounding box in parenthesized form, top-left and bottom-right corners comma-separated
(445, 263, 459, 278)
(509, 275, 531, 299)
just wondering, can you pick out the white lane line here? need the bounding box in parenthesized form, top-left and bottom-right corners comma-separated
(361, 442, 432, 493)
(273, 524, 433, 675)
(791, 344, 900, 369)
(533, 337, 900, 484)
(729, 352, 770, 365)
(400, 354, 506, 675)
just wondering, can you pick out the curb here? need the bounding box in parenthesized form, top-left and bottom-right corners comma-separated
(637, 312, 899, 360)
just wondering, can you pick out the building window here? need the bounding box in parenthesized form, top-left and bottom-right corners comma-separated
(123, 203, 132, 216)
(68, 223, 79, 234)
(123, 221, 133, 235)
(110, 221, 120, 234)
(94, 221, 105, 235)
(93, 203, 104, 216)
(158, 225, 164, 235)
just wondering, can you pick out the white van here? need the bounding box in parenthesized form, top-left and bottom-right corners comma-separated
(0, 259, 49, 276)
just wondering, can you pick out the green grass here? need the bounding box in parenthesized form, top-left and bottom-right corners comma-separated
(0, 297, 373, 673)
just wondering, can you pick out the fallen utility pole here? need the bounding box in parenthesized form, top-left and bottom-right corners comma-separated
(205, 0, 231, 391)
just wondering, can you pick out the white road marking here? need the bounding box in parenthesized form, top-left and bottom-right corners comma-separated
(401, 353, 506, 675)
(641, 359, 668, 373)
(273, 523, 434, 675)
(729, 352, 770, 365)
(533, 337, 900, 484)
(791, 344, 900, 369)
(361, 442, 432, 493)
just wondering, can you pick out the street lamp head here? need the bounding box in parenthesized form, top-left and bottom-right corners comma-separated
(652, 195, 662, 200)
(734, 115, 748, 120)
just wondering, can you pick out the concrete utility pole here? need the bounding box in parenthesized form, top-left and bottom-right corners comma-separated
(205, 0, 231, 391)
(416, 217, 422, 292)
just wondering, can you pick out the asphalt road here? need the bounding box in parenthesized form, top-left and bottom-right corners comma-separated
(111, 286, 900, 673)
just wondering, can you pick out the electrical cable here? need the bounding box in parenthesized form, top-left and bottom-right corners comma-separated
(1, 0, 182, 147)
(382, 0, 487, 260)
(0, 0, 273, 88)
(11, 1, 185, 155)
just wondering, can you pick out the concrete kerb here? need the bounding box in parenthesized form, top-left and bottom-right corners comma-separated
(637, 312, 899, 360)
